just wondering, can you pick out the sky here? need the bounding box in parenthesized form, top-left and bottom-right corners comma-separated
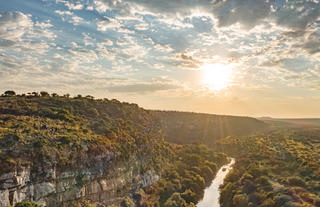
(1, 0, 320, 118)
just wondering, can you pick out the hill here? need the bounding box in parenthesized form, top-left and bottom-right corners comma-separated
(154, 111, 269, 147)
(0, 92, 228, 207)
(259, 117, 320, 128)
(0, 93, 167, 206)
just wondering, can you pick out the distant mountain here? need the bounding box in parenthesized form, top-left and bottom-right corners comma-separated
(259, 117, 320, 128)
(154, 111, 270, 147)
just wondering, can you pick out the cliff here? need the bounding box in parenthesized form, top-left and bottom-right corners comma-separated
(0, 153, 159, 207)
(0, 95, 164, 206)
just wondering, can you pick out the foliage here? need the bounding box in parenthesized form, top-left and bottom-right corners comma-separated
(143, 144, 228, 206)
(0, 92, 228, 207)
(120, 197, 135, 207)
(0, 92, 164, 174)
(216, 129, 320, 207)
(14, 202, 41, 207)
(3, 91, 16, 96)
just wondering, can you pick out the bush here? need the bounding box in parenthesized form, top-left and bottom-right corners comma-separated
(15, 202, 42, 207)
(164, 193, 187, 207)
(120, 197, 134, 207)
(232, 194, 249, 207)
(287, 177, 306, 187)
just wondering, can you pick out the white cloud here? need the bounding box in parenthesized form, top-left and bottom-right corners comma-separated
(54, 10, 85, 25)
(96, 17, 121, 31)
(0, 12, 33, 41)
(106, 77, 183, 94)
(0, 11, 56, 47)
(134, 22, 149, 30)
(56, 0, 84, 10)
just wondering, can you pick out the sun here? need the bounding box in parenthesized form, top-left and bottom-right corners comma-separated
(202, 63, 233, 91)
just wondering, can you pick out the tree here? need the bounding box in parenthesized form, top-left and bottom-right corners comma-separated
(120, 197, 135, 207)
(287, 176, 306, 187)
(260, 198, 276, 207)
(51, 93, 58, 97)
(164, 193, 188, 207)
(40, 91, 49, 97)
(220, 182, 234, 207)
(85, 95, 94, 99)
(233, 194, 249, 207)
(181, 189, 196, 203)
(4, 90, 16, 96)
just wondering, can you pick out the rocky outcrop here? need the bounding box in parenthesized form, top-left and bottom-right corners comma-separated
(0, 152, 159, 207)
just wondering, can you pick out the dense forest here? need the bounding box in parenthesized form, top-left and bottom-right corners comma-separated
(216, 129, 320, 207)
(141, 144, 228, 207)
(0, 91, 228, 207)
(154, 111, 269, 147)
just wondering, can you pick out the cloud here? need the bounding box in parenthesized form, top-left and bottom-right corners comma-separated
(176, 53, 201, 69)
(274, 0, 320, 30)
(93, 0, 320, 31)
(106, 78, 182, 94)
(54, 10, 85, 25)
(0, 11, 56, 49)
(55, 0, 84, 10)
(96, 16, 121, 31)
(213, 0, 272, 29)
(301, 31, 320, 54)
(0, 11, 33, 41)
(2, 0, 320, 109)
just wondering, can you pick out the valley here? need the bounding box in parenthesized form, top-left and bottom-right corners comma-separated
(0, 93, 319, 207)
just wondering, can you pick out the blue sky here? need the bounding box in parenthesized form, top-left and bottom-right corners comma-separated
(1, 0, 320, 117)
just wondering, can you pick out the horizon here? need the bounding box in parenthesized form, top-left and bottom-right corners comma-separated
(2, 89, 320, 119)
(1, 0, 320, 118)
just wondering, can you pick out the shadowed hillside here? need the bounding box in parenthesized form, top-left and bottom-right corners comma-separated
(154, 111, 270, 147)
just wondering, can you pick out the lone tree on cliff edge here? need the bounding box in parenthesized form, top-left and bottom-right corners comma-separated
(3, 90, 16, 96)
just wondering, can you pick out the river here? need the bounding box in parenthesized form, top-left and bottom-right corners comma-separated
(197, 158, 235, 207)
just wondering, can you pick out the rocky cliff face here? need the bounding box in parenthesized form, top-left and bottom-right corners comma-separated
(0, 152, 159, 207)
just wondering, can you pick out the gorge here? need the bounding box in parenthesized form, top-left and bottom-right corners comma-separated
(0, 93, 267, 206)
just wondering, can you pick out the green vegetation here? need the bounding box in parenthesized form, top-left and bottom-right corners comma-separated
(216, 129, 320, 207)
(0, 91, 165, 174)
(9, 91, 319, 207)
(141, 144, 228, 206)
(0, 91, 228, 206)
(14, 202, 42, 207)
(154, 111, 269, 147)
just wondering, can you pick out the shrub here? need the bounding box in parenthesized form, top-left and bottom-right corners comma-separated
(232, 194, 249, 207)
(287, 177, 306, 187)
(15, 201, 41, 207)
(164, 193, 187, 207)
(120, 197, 135, 207)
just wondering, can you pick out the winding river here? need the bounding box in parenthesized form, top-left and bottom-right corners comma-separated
(197, 158, 235, 207)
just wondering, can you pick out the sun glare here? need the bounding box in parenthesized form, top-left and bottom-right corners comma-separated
(202, 63, 233, 91)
